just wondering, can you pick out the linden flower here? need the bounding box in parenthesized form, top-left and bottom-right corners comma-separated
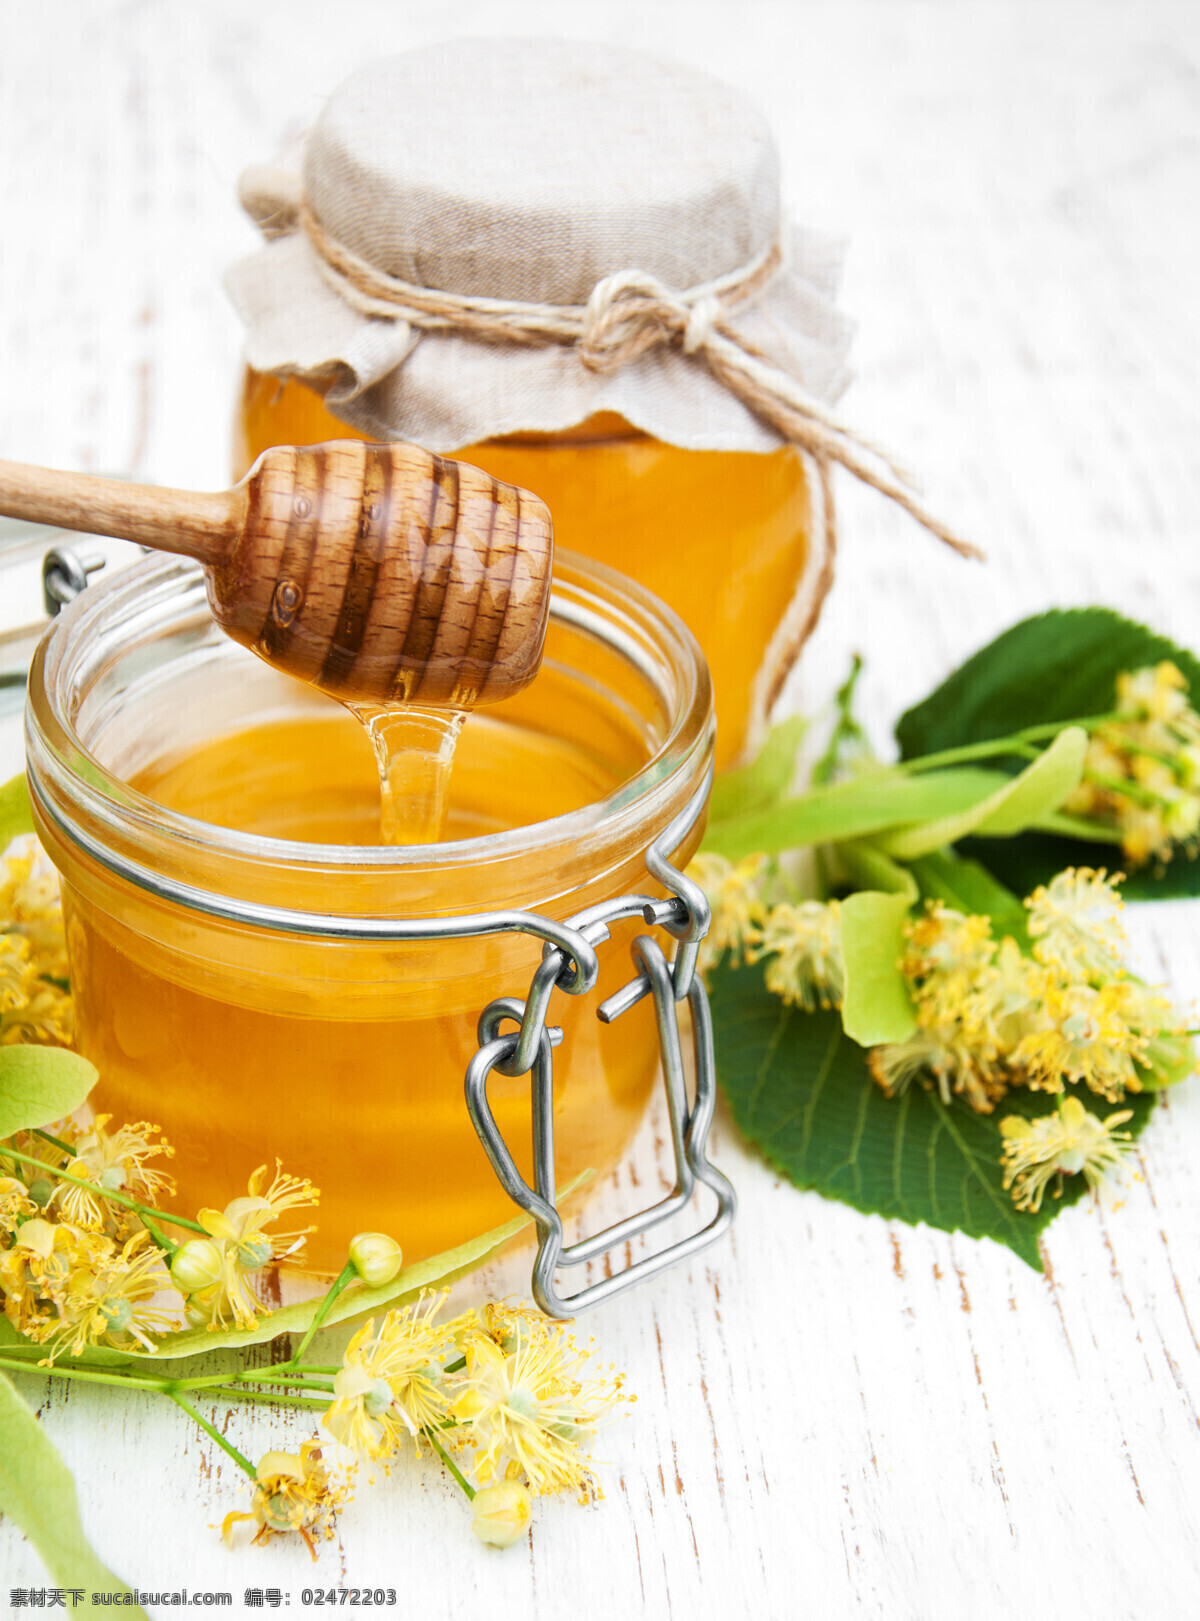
(1116, 661, 1199, 735)
(0, 1175, 37, 1234)
(223, 1442, 348, 1560)
(999, 1095, 1135, 1212)
(901, 903, 996, 1024)
(1026, 869, 1127, 983)
(1012, 981, 1143, 1102)
(1113, 979, 1198, 1086)
(55, 1114, 176, 1231)
(869, 903, 1013, 1113)
(477, 1300, 556, 1353)
(322, 1292, 456, 1467)
(189, 1162, 319, 1331)
(964, 937, 1041, 1056)
(450, 1317, 629, 1502)
(0, 839, 73, 1046)
(868, 1023, 1008, 1115)
(686, 852, 767, 977)
(0, 934, 72, 1047)
(45, 1229, 180, 1361)
(0, 935, 29, 1007)
(0, 1218, 108, 1346)
(0, 838, 70, 981)
(750, 900, 844, 1011)
(1, 1125, 77, 1205)
(1063, 664, 1200, 868)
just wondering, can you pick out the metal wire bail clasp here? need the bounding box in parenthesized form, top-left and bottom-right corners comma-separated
(464, 771, 736, 1316)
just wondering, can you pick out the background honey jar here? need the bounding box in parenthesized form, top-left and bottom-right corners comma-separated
(227, 39, 856, 773)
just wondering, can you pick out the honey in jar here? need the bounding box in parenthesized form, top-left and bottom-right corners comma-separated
(26, 552, 713, 1273)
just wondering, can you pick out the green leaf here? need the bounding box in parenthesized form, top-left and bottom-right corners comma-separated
(877, 729, 1087, 860)
(896, 607, 1200, 898)
(0, 1174, 592, 1368)
(708, 715, 806, 823)
(709, 960, 1156, 1269)
(703, 767, 1011, 861)
(0, 1372, 142, 1609)
(962, 828, 1200, 902)
(835, 840, 918, 900)
(1034, 811, 1125, 845)
(908, 850, 1030, 946)
(839, 891, 916, 1045)
(0, 1047, 98, 1140)
(897, 608, 1200, 757)
(0, 774, 34, 849)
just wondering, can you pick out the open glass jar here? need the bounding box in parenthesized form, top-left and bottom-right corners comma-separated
(24, 550, 714, 1278)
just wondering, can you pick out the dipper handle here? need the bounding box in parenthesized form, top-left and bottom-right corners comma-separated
(0, 441, 554, 706)
(0, 456, 242, 561)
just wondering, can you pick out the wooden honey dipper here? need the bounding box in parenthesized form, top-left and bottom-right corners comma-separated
(0, 441, 554, 706)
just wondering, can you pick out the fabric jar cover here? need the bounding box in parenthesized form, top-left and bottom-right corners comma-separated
(227, 39, 855, 453)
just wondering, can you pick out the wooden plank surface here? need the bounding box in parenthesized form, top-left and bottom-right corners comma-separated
(2, 2, 1199, 1616)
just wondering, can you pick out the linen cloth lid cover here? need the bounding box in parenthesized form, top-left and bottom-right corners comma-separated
(226, 38, 855, 453)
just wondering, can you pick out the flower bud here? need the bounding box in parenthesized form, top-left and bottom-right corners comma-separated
(27, 1178, 55, 1208)
(348, 1232, 403, 1288)
(185, 1296, 216, 1329)
(471, 1482, 532, 1549)
(170, 1237, 224, 1293)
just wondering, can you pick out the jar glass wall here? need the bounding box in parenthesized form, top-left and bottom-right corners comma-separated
(25, 552, 713, 1273)
(235, 370, 811, 772)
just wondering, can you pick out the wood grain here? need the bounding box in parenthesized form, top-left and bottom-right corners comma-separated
(1, 3, 1199, 1618)
(0, 441, 554, 705)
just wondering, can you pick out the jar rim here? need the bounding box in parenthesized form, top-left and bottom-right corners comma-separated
(25, 550, 713, 915)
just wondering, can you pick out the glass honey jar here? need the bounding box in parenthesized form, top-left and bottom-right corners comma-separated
(226, 39, 856, 774)
(24, 549, 715, 1277)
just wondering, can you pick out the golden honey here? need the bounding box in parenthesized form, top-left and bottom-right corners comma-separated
(236, 371, 812, 772)
(27, 554, 712, 1275)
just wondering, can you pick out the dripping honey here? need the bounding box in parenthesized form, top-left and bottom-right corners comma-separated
(236, 370, 812, 772)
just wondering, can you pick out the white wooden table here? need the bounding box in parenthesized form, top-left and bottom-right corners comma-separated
(3, 3, 1200, 1615)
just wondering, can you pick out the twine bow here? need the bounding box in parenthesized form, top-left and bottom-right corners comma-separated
(580, 269, 743, 372)
(296, 199, 981, 709)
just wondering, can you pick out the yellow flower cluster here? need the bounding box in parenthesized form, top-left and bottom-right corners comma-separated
(869, 869, 1193, 1115)
(1, 836, 626, 1554)
(686, 853, 844, 1010)
(750, 899, 844, 1012)
(686, 853, 768, 979)
(316, 1293, 630, 1539)
(0, 838, 72, 1047)
(1064, 661, 1200, 868)
(0, 1117, 181, 1360)
(999, 1095, 1135, 1213)
(0, 1108, 320, 1356)
(172, 1163, 320, 1332)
